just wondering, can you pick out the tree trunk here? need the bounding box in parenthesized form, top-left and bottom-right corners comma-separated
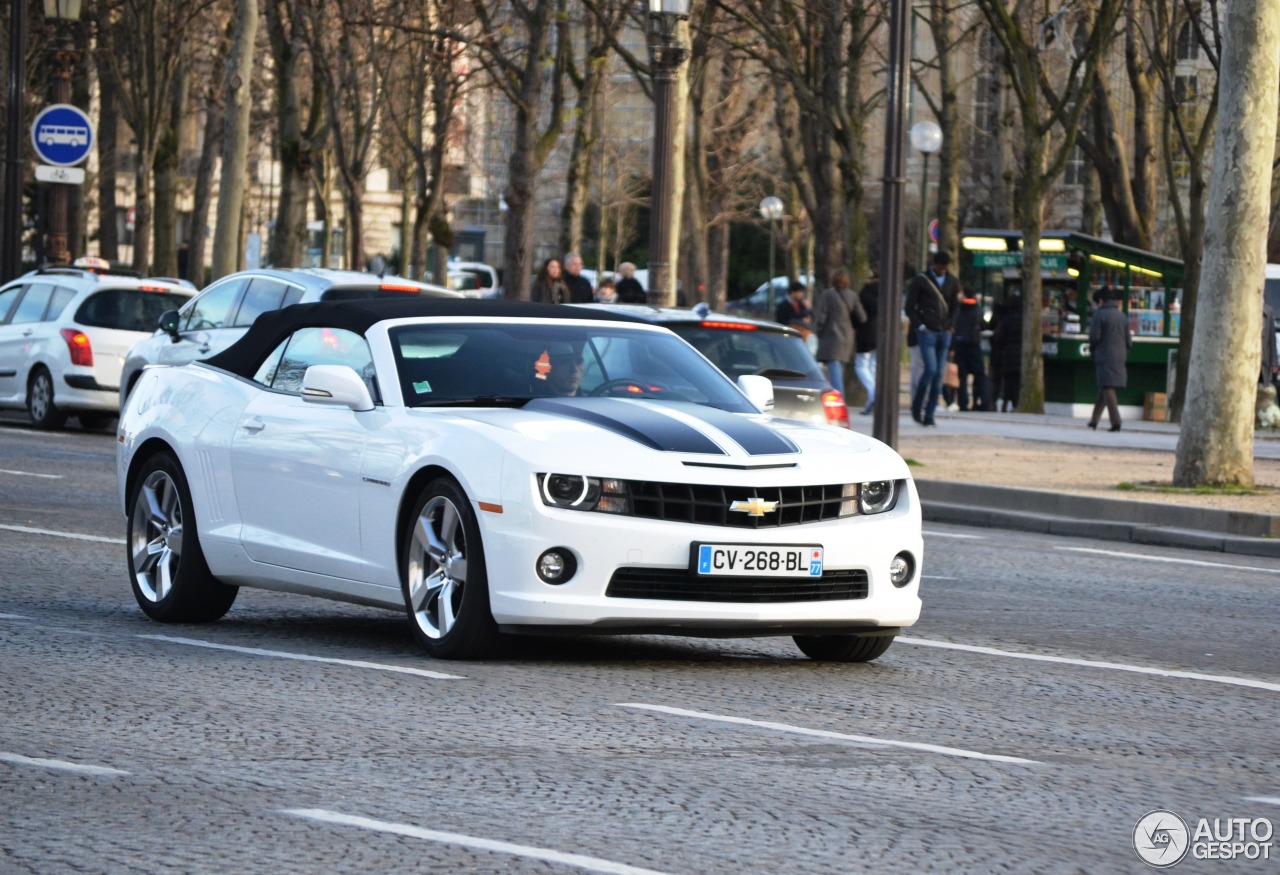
(1016, 139, 1047, 414)
(343, 176, 364, 271)
(502, 137, 538, 301)
(1173, 0, 1279, 487)
(211, 0, 259, 281)
(189, 102, 223, 287)
(267, 0, 310, 269)
(153, 61, 188, 278)
(132, 146, 154, 272)
(707, 219, 730, 312)
(96, 75, 120, 261)
(1170, 171, 1207, 422)
(411, 169, 429, 282)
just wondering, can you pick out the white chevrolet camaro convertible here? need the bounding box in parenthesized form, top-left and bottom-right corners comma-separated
(117, 298, 922, 661)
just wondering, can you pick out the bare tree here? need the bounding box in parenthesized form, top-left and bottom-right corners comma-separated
(152, 60, 188, 277)
(1173, 0, 1278, 487)
(462, 0, 569, 300)
(97, 0, 215, 271)
(973, 0, 1122, 413)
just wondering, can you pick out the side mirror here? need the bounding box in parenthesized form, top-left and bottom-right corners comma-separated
(301, 365, 375, 412)
(158, 309, 180, 341)
(737, 374, 775, 413)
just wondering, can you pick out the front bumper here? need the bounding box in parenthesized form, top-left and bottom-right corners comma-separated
(480, 480, 923, 631)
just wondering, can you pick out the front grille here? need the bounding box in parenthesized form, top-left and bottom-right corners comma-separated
(629, 482, 849, 528)
(606, 567, 869, 603)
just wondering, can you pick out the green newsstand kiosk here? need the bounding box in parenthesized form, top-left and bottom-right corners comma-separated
(960, 229, 1183, 417)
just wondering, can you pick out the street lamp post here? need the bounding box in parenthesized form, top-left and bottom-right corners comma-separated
(759, 195, 784, 316)
(645, 0, 689, 308)
(910, 120, 942, 272)
(43, 0, 83, 267)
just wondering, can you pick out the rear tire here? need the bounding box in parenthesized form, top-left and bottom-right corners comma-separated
(793, 633, 895, 663)
(27, 368, 67, 430)
(127, 452, 237, 622)
(401, 477, 499, 659)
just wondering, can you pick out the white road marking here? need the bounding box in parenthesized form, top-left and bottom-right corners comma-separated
(925, 575, 958, 580)
(139, 635, 464, 680)
(618, 703, 1038, 765)
(1245, 796, 1280, 807)
(281, 809, 675, 875)
(0, 613, 30, 620)
(0, 751, 128, 777)
(1056, 546, 1280, 575)
(0, 468, 62, 479)
(899, 637, 1280, 694)
(924, 530, 985, 539)
(0, 524, 124, 545)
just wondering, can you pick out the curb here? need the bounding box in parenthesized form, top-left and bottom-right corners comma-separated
(918, 482, 1280, 560)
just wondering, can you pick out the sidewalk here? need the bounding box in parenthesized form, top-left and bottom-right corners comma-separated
(848, 405, 1280, 559)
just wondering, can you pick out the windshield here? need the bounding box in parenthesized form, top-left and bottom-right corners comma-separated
(390, 322, 756, 412)
(669, 324, 825, 382)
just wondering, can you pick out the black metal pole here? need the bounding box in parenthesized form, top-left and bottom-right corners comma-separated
(3, 0, 26, 281)
(873, 0, 910, 449)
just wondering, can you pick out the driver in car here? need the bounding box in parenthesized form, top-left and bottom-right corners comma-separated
(532, 342, 585, 396)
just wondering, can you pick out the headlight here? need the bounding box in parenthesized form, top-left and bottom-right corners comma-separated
(857, 480, 899, 515)
(538, 474, 631, 514)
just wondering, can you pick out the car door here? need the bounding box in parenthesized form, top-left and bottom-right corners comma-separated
(158, 275, 250, 366)
(229, 326, 377, 581)
(0, 284, 28, 400)
(0, 283, 57, 400)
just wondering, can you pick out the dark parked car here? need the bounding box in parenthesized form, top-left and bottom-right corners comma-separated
(573, 303, 849, 427)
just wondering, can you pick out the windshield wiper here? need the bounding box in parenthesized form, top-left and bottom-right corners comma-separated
(416, 396, 531, 408)
(753, 367, 809, 379)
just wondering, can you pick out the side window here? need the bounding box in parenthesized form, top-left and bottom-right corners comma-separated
(182, 277, 248, 331)
(10, 283, 55, 324)
(0, 285, 23, 323)
(231, 278, 289, 327)
(281, 285, 304, 307)
(252, 340, 288, 388)
(45, 287, 76, 321)
(264, 327, 376, 399)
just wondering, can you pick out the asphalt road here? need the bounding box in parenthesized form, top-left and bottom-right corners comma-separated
(2, 419, 1279, 873)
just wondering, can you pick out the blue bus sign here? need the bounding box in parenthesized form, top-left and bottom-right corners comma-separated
(31, 104, 94, 167)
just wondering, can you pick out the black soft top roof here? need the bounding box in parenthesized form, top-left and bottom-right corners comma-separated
(202, 297, 647, 379)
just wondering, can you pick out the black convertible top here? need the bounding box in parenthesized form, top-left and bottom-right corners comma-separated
(202, 296, 647, 379)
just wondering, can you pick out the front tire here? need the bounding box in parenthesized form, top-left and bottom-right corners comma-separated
(127, 452, 237, 622)
(793, 633, 895, 663)
(401, 477, 499, 659)
(27, 368, 67, 430)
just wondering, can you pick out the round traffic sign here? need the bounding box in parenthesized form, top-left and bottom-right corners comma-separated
(928, 219, 940, 243)
(31, 104, 95, 167)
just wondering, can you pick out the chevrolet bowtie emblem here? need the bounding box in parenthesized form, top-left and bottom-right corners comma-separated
(729, 497, 778, 517)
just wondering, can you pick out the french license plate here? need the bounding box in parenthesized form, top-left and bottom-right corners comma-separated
(693, 543, 823, 577)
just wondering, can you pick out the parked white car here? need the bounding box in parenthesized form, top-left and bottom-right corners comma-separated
(117, 298, 922, 661)
(0, 263, 194, 429)
(119, 267, 457, 405)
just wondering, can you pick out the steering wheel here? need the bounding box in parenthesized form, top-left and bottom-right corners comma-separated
(589, 378, 668, 397)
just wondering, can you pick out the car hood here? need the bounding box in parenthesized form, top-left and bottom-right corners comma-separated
(411, 397, 907, 481)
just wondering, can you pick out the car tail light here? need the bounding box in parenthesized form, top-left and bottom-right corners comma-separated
(700, 320, 757, 330)
(60, 329, 93, 366)
(822, 390, 849, 427)
(379, 282, 420, 293)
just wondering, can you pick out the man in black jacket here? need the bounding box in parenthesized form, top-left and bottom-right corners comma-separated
(904, 251, 959, 425)
(951, 287, 990, 410)
(563, 253, 595, 304)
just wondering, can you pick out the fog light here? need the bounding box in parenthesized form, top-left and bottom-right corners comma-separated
(536, 549, 577, 585)
(889, 552, 914, 587)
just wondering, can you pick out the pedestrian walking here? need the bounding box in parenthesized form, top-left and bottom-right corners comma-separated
(854, 273, 879, 414)
(904, 251, 959, 425)
(812, 269, 866, 396)
(990, 294, 1023, 412)
(774, 281, 811, 327)
(1087, 286, 1131, 432)
(531, 258, 569, 305)
(952, 286, 990, 411)
(615, 262, 647, 304)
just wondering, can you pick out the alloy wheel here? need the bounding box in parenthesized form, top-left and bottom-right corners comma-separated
(407, 495, 469, 639)
(130, 469, 185, 603)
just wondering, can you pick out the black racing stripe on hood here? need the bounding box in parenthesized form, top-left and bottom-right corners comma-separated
(526, 397, 727, 455)
(672, 403, 801, 455)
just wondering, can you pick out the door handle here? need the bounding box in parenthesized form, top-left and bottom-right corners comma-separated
(242, 416, 265, 433)
(21, 329, 33, 337)
(197, 345, 211, 354)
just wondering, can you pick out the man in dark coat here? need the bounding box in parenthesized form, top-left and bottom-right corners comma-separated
(853, 275, 879, 414)
(615, 262, 647, 304)
(812, 269, 866, 395)
(951, 286, 989, 411)
(1087, 286, 1132, 431)
(774, 281, 811, 327)
(904, 251, 960, 425)
(562, 252, 595, 304)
